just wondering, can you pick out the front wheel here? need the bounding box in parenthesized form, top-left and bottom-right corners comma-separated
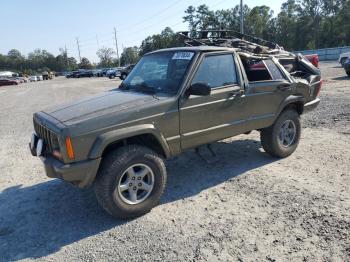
(120, 74, 126, 80)
(94, 145, 167, 219)
(260, 109, 301, 158)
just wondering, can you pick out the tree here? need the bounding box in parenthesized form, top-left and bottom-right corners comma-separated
(120, 47, 139, 66)
(139, 27, 182, 56)
(96, 47, 116, 67)
(79, 57, 92, 69)
(7, 49, 23, 60)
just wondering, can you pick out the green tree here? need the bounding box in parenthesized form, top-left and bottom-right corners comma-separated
(139, 27, 182, 56)
(79, 57, 92, 69)
(96, 47, 116, 67)
(120, 47, 139, 66)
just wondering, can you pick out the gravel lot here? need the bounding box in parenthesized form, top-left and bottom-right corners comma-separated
(0, 62, 349, 261)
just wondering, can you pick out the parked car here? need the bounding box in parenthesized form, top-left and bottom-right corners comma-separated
(305, 54, 319, 68)
(0, 78, 19, 86)
(29, 76, 38, 82)
(119, 64, 135, 80)
(106, 68, 121, 79)
(29, 31, 321, 219)
(66, 71, 79, 78)
(101, 68, 113, 77)
(93, 69, 103, 77)
(75, 70, 93, 78)
(338, 52, 350, 66)
(344, 58, 350, 76)
(11, 77, 24, 83)
(37, 75, 43, 81)
(18, 77, 29, 83)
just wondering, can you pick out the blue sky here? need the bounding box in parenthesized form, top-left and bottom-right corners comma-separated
(1, 0, 282, 62)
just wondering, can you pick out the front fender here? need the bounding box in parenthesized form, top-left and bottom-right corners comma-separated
(88, 124, 171, 159)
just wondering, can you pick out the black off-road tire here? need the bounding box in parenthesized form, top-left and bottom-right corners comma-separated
(260, 109, 301, 158)
(120, 73, 127, 80)
(94, 145, 167, 219)
(340, 57, 347, 67)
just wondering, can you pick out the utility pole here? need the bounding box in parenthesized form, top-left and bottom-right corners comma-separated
(240, 0, 244, 34)
(96, 34, 100, 49)
(114, 27, 120, 67)
(76, 37, 82, 63)
(65, 45, 69, 69)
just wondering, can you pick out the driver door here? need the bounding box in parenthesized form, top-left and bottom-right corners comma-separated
(179, 52, 245, 150)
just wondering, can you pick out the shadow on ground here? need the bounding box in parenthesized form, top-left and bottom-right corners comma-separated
(0, 138, 276, 261)
(332, 75, 350, 81)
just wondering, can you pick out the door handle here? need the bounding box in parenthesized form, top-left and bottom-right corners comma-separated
(229, 90, 244, 99)
(277, 83, 291, 91)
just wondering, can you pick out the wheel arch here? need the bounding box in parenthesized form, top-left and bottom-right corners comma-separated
(277, 95, 305, 118)
(89, 124, 171, 160)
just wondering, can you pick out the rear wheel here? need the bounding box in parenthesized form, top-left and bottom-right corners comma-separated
(341, 57, 347, 66)
(94, 145, 167, 219)
(261, 109, 301, 158)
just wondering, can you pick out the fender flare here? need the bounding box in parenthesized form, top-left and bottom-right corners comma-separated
(88, 124, 171, 159)
(275, 95, 305, 120)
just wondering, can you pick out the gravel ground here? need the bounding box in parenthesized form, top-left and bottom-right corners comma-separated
(0, 62, 349, 261)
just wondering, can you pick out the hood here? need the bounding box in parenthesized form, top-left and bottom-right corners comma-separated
(44, 90, 158, 124)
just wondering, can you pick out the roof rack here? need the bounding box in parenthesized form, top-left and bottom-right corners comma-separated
(177, 30, 285, 55)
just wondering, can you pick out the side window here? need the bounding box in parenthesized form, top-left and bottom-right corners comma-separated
(264, 60, 285, 80)
(192, 54, 237, 88)
(241, 57, 286, 82)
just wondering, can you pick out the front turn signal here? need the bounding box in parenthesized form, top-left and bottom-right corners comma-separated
(65, 137, 75, 160)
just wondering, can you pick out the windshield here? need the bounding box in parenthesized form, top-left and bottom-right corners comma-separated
(120, 51, 195, 95)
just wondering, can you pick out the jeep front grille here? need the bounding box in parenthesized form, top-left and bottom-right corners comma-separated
(33, 119, 59, 153)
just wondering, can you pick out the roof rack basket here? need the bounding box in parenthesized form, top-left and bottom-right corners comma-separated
(177, 30, 284, 54)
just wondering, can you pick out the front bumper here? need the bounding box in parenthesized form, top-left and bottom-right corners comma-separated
(304, 98, 320, 113)
(30, 133, 101, 188)
(42, 156, 101, 188)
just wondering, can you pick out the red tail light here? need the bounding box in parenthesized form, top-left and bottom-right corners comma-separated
(316, 79, 323, 97)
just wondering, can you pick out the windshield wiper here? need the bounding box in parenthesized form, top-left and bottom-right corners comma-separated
(133, 82, 157, 95)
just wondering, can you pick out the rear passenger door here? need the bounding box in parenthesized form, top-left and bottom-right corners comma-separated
(241, 57, 294, 129)
(179, 52, 245, 150)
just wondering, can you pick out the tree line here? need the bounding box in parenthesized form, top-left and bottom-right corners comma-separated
(1, 0, 349, 74)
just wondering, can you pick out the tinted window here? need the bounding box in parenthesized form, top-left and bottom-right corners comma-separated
(264, 60, 285, 80)
(192, 54, 237, 88)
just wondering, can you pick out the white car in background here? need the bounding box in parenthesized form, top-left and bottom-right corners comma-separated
(37, 75, 43, 81)
(339, 52, 350, 66)
(29, 76, 38, 82)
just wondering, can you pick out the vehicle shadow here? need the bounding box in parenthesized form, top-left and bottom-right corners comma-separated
(0, 137, 276, 260)
(332, 75, 349, 81)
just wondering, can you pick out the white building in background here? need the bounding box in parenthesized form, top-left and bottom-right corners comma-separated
(0, 71, 16, 77)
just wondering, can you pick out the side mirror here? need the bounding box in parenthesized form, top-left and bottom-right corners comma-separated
(188, 82, 211, 96)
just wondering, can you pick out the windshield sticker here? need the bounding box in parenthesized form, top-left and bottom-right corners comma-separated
(172, 52, 194, 60)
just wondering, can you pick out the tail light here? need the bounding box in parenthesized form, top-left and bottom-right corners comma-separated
(316, 79, 323, 97)
(313, 56, 319, 68)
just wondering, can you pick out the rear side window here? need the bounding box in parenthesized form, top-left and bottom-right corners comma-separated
(264, 60, 285, 80)
(240, 56, 285, 82)
(192, 54, 237, 88)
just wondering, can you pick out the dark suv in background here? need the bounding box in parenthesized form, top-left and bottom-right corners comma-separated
(120, 64, 135, 80)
